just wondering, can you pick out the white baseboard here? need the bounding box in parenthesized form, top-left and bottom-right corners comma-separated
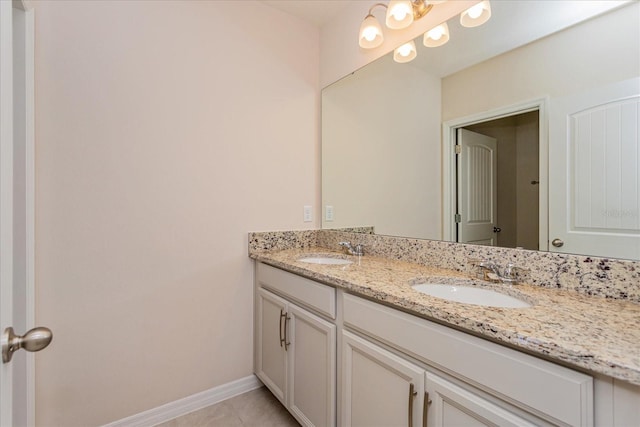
(103, 375, 263, 427)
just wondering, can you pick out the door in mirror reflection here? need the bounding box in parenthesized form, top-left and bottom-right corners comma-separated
(457, 129, 497, 246)
(550, 77, 640, 260)
(456, 112, 540, 250)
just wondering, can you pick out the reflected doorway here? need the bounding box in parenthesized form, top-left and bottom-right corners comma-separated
(456, 111, 540, 250)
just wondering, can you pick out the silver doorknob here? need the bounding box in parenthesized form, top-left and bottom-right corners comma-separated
(551, 238, 564, 248)
(2, 327, 53, 363)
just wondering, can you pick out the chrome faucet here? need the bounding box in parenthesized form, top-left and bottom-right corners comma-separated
(339, 241, 364, 256)
(470, 259, 528, 284)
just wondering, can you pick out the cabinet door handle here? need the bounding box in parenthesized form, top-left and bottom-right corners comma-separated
(408, 383, 417, 427)
(283, 313, 291, 351)
(422, 391, 432, 427)
(279, 309, 286, 348)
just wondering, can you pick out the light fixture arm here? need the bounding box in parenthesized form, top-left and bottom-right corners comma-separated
(367, 3, 388, 16)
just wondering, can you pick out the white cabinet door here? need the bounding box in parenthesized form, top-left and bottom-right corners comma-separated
(256, 288, 288, 404)
(426, 372, 537, 427)
(256, 286, 337, 427)
(288, 305, 336, 427)
(342, 331, 425, 427)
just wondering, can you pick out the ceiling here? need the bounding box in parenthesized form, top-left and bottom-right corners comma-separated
(261, 0, 358, 27)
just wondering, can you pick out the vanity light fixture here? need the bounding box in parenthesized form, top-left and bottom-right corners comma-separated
(358, 0, 491, 63)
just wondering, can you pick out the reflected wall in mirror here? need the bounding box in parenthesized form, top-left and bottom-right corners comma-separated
(323, 54, 442, 240)
(322, 1, 640, 260)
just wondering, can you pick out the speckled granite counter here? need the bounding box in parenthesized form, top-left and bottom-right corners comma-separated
(249, 231, 640, 386)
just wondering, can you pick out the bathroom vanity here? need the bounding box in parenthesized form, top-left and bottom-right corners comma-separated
(250, 230, 640, 427)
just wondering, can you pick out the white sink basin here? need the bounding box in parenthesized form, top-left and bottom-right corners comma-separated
(298, 256, 353, 265)
(412, 283, 531, 308)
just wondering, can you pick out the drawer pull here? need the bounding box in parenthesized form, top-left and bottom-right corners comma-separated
(423, 391, 432, 427)
(279, 310, 286, 348)
(283, 313, 291, 351)
(408, 383, 417, 427)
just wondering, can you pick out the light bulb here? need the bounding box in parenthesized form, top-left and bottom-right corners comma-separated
(393, 40, 417, 63)
(460, 1, 491, 28)
(386, 1, 414, 29)
(391, 4, 411, 20)
(427, 25, 445, 41)
(467, 3, 483, 19)
(359, 15, 384, 49)
(363, 26, 377, 41)
(423, 22, 449, 48)
(398, 44, 412, 57)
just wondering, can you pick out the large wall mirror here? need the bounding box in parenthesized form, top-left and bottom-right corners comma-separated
(322, 0, 640, 260)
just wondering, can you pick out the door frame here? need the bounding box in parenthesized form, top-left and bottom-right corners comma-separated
(1, 0, 35, 425)
(442, 98, 549, 251)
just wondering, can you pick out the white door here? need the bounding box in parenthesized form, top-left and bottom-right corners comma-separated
(0, 2, 15, 423)
(342, 330, 425, 427)
(549, 77, 640, 259)
(457, 129, 498, 246)
(1, 3, 46, 425)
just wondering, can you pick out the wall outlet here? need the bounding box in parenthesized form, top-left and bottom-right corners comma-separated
(325, 205, 334, 222)
(303, 205, 312, 222)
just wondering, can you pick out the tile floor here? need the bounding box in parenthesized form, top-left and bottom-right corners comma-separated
(157, 387, 300, 427)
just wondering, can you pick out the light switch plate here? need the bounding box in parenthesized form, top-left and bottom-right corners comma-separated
(303, 205, 312, 222)
(325, 205, 334, 222)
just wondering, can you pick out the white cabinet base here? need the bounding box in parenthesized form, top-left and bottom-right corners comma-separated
(255, 266, 336, 427)
(254, 262, 639, 427)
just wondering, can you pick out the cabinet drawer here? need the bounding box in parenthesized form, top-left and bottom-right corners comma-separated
(257, 263, 336, 319)
(343, 293, 593, 427)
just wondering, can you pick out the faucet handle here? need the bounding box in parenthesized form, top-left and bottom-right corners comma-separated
(468, 258, 498, 281)
(339, 241, 364, 256)
(503, 263, 530, 284)
(468, 258, 482, 266)
(353, 243, 365, 256)
(468, 258, 496, 268)
(504, 263, 516, 275)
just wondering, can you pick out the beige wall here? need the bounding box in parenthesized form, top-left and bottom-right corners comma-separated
(442, 2, 640, 121)
(515, 112, 539, 250)
(33, 1, 319, 425)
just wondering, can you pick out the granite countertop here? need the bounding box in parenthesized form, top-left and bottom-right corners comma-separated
(251, 247, 640, 386)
